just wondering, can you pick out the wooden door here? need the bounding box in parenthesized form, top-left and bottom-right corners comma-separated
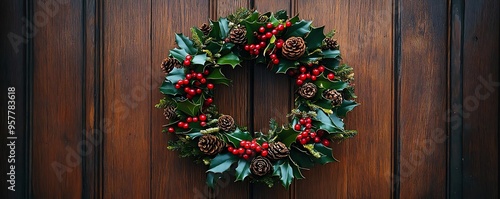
(1, 0, 498, 198)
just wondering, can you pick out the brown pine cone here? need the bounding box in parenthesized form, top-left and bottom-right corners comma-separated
(298, 83, 318, 99)
(323, 38, 339, 50)
(229, 27, 247, 45)
(161, 57, 182, 74)
(267, 142, 290, 160)
(198, 134, 225, 156)
(324, 89, 343, 106)
(281, 37, 306, 60)
(163, 105, 176, 120)
(218, 115, 235, 132)
(250, 156, 273, 176)
(200, 23, 212, 35)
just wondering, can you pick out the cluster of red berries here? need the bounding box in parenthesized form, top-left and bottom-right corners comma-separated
(243, 21, 292, 64)
(174, 66, 215, 100)
(294, 117, 330, 146)
(168, 114, 208, 132)
(183, 54, 193, 66)
(288, 64, 335, 86)
(227, 140, 270, 160)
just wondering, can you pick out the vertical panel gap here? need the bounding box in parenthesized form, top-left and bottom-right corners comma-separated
(393, 0, 402, 198)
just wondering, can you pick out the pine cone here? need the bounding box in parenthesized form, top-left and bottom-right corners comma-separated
(218, 115, 235, 132)
(161, 57, 182, 74)
(229, 27, 247, 45)
(323, 38, 339, 50)
(281, 37, 306, 60)
(163, 105, 176, 120)
(298, 83, 318, 99)
(267, 142, 290, 160)
(250, 156, 273, 176)
(198, 134, 225, 155)
(200, 23, 212, 35)
(324, 89, 343, 106)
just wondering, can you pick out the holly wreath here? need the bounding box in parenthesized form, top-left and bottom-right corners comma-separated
(156, 8, 358, 188)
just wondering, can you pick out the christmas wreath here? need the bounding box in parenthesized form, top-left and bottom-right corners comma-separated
(156, 8, 358, 188)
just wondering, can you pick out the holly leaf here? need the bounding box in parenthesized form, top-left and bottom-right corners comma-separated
(272, 159, 294, 188)
(206, 172, 220, 188)
(289, 14, 300, 24)
(209, 21, 221, 39)
(186, 132, 202, 139)
(217, 52, 241, 68)
(269, 14, 280, 26)
(274, 10, 288, 20)
(224, 128, 253, 147)
(322, 49, 340, 59)
(165, 68, 186, 83)
(322, 58, 341, 72)
(218, 18, 230, 39)
(169, 48, 189, 62)
(288, 157, 305, 179)
(206, 67, 231, 86)
(314, 108, 342, 133)
(159, 81, 179, 95)
(289, 146, 315, 168)
(235, 159, 251, 181)
(221, 42, 235, 55)
(207, 153, 238, 173)
(305, 26, 325, 51)
(284, 20, 312, 38)
(192, 53, 207, 65)
(276, 128, 300, 147)
(336, 100, 359, 117)
(176, 97, 202, 116)
(175, 33, 198, 55)
(315, 76, 348, 90)
(206, 41, 222, 54)
(242, 20, 265, 44)
(329, 112, 345, 130)
(313, 143, 338, 164)
(272, 58, 297, 74)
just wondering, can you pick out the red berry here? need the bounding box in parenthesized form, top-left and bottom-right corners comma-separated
(199, 114, 207, 121)
(186, 94, 193, 99)
(255, 146, 262, 153)
(204, 70, 210, 75)
(261, 35, 267, 40)
(294, 124, 302, 131)
(259, 26, 266, 33)
(306, 73, 311, 79)
(305, 123, 312, 129)
(308, 63, 313, 67)
(194, 81, 201, 86)
(299, 74, 307, 81)
(192, 117, 198, 122)
(244, 45, 250, 51)
(271, 29, 278, 35)
(200, 78, 207, 84)
(314, 137, 321, 143)
(297, 134, 303, 140)
(185, 55, 192, 60)
(255, 44, 261, 50)
(183, 79, 189, 85)
(205, 98, 213, 104)
(196, 88, 202, 94)
(318, 65, 325, 72)
(301, 131, 309, 137)
(261, 150, 268, 157)
(312, 69, 320, 76)
(322, 139, 331, 146)
(265, 32, 272, 39)
(286, 21, 292, 27)
(310, 132, 316, 138)
(249, 44, 255, 50)
(185, 74, 192, 80)
(238, 148, 245, 154)
(306, 118, 312, 124)
(177, 80, 183, 85)
(246, 149, 253, 155)
(183, 60, 191, 66)
(250, 143, 257, 149)
(240, 140, 246, 146)
(272, 59, 280, 64)
(305, 137, 311, 143)
(244, 143, 251, 149)
(277, 24, 285, 31)
(175, 84, 181, 89)
(262, 142, 269, 149)
(328, 73, 335, 80)
(243, 154, 249, 160)
(260, 41, 266, 47)
(299, 119, 306, 125)
(266, 23, 273, 29)
(196, 73, 203, 79)
(189, 89, 196, 96)
(276, 42, 283, 48)
(311, 76, 317, 81)
(168, 127, 175, 133)
(207, 84, 214, 89)
(232, 149, 239, 155)
(300, 66, 307, 73)
(184, 87, 190, 93)
(300, 139, 307, 145)
(183, 123, 189, 129)
(253, 49, 259, 55)
(296, 79, 303, 86)
(317, 130, 324, 137)
(186, 117, 193, 123)
(270, 54, 277, 59)
(177, 122, 184, 127)
(228, 146, 234, 152)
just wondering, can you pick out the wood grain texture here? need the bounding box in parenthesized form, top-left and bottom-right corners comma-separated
(462, 0, 499, 198)
(0, 0, 28, 198)
(297, 0, 394, 198)
(251, 1, 294, 199)
(102, 0, 151, 198)
(151, 0, 212, 198)
(399, 0, 448, 198)
(32, 0, 84, 198)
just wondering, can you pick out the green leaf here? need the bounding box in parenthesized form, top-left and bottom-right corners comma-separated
(269, 14, 280, 26)
(209, 21, 221, 39)
(336, 100, 359, 117)
(206, 41, 222, 54)
(313, 143, 338, 164)
(272, 58, 297, 74)
(273, 159, 294, 188)
(207, 153, 238, 173)
(276, 128, 300, 147)
(274, 10, 288, 20)
(218, 18, 230, 39)
(190, 27, 205, 48)
(217, 52, 241, 68)
(206, 172, 218, 188)
(315, 76, 348, 90)
(176, 98, 202, 116)
(242, 21, 265, 44)
(288, 157, 305, 179)
(322, 58, 341, 71)
(322, 49, 340, 59)
(220, 43, 235, 55)
(224, 128, 253, 147)
(192, 53, 207, 65)
(175, 33, 198, 55)
(329, 112, 345, 130)
(305, 26, 325, 51)
(165, 68, 186, 83)
(169, 48, 189, 62)
(186, 132, 202, 139)
(159, 81, 179, 95)
(289, 15, 300, 24)
(206, 67, 231, 86)
(235, 159, 251, 181)
(284, 20, 312, 38)
(314, 108, 342, 133)
(244, 11, 259, 22)
(289, 146, 315, 168)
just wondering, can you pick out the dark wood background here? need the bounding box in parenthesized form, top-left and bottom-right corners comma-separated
(1, 0, 498, 198)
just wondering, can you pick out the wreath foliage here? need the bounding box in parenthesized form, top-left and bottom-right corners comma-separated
(156, 8, 358, 188)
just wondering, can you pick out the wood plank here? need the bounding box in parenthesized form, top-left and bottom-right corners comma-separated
(296, 0, 394, 198)
(150, 0, 213, 198)
(0, 0, 28, 198)
(102, 0, 151, 198)
(251, 1, 294, 199)
(31, 1, 84, 198)
(399, 0, 448, 198)
(462, 0, 499, 198)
